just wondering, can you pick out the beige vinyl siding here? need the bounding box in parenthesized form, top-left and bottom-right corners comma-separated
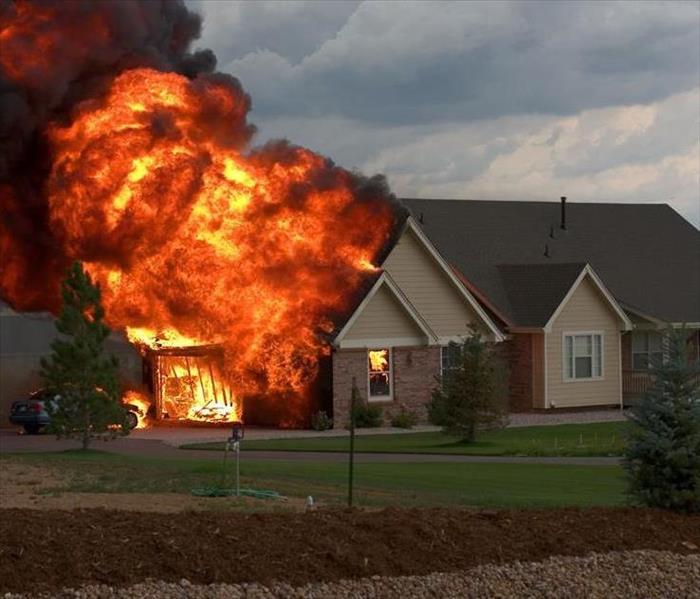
(343, 284, 426, 342)
(546, 276, 622, 408)
(532, 333, 546, 409)
(383, 229, 484, 337)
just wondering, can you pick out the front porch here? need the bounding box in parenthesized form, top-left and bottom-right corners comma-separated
(621, 328, 700, 404)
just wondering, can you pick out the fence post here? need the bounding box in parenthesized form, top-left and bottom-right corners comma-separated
(348, 377, 358, 507)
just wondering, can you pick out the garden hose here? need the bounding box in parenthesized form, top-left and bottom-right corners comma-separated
(190, 438, 285, 500)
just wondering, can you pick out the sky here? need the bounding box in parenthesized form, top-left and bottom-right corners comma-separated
(187, 0, 700, 225)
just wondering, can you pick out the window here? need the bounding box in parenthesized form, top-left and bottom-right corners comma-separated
(631, 331, 664, 370)
(440, 344, 462, 385)
(368, 349, 392, 400)
(564, 333, 602, 380)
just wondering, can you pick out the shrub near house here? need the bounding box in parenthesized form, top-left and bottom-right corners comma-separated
(624, 329, 700, 513)
(428, 331, 508, 442)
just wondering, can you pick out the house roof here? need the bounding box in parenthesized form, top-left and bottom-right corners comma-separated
(496, 263, 586, 328)
(402, 199, 700, 325)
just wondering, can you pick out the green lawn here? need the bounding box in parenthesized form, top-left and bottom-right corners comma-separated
(182, 421, 628, 457)
(3, 450, 627, 509)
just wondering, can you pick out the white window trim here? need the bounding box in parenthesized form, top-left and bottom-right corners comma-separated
(562, 331, 604, 383)
(367, 348, 393, 402)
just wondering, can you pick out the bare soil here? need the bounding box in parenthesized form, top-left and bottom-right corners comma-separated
(1, 507, 698, 594)
(0, 460, 303, 513)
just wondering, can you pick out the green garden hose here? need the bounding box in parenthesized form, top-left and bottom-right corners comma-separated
(190, 439, 284, 500)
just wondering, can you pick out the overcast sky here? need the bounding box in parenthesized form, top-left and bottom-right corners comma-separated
(187, 0, 700, 225)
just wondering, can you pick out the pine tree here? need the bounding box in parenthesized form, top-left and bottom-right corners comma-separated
(41, 261, 126, 450)
(428, 328, 508, 442)
(623, 328, 700, 512)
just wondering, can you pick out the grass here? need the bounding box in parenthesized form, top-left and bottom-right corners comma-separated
(182, 421, 628, 457)
(2, 450, 627, 509)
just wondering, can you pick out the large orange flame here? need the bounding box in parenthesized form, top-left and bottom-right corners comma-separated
(0, 3, 401, 425)
(40, 68, 396, 423)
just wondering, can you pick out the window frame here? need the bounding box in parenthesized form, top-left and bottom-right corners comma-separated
(440, 344, 462, 379)
(630, 330, 665, 371)
(562, 331, 604, 382)
(367, 348, 393, 402)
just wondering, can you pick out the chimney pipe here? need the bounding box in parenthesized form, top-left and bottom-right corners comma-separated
(560, 196, 567, 230)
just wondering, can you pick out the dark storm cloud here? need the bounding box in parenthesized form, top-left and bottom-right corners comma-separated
(188, 0, 361, 64)
(188, 0, 699, 225)
(195, 0, 699, 126)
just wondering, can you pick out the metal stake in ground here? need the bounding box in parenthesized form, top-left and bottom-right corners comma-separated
(230, 421, 245, 497)
(348, 377, 358, 508)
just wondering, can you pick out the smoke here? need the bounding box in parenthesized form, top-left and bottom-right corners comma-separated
(0, 0, 408, 425)
(0, 0, 244, 309)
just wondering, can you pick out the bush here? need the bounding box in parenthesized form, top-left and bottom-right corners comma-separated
(623, 328, 700, 513)
(352, 401, 383, 428)
(310, 410, 333, 431)
(428, 327, 508, 442)
(391, 405, 419, 429)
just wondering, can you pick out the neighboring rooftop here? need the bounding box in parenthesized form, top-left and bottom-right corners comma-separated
(402, 199, 700, 325)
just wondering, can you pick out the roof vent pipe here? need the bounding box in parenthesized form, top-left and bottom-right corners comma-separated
(419, 212, 424, 224)
(544, 243, 550, 258)
(560, 196, 567, 230)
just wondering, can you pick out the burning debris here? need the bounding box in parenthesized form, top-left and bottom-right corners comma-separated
(121, 390, 151, 430)
(145, 345, 239, 424)
(0, 0, 404, 425)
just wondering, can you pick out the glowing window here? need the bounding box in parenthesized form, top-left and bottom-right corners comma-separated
(368, 348, 392, 400)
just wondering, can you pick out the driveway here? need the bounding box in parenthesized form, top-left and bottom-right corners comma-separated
(0, 428, 621, 466)
(2, 407, 626, 448)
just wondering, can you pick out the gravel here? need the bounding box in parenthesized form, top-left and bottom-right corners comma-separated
(507, 408, 626, 428)
(7, 550, 699, 599)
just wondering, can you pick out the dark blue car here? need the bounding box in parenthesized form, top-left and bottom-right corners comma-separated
(9, 388, 140, 434)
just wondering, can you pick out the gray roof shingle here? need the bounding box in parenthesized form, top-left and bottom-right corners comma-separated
(496, 263, 586, 327)
(402, 199, 700, 325)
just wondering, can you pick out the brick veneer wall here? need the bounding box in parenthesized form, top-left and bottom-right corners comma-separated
(501, 333, 534, 412)
(332, 346, 441, 427)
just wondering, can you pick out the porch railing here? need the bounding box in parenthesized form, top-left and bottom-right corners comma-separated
(623, 369, 700, 397)
(622, 370, 654, 396)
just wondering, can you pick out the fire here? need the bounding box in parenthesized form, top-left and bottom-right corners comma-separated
(0, 3, 401, 425)
(147, 346, 240, 423)
(369, 350, 389, 372)
(121, 390, 151, 429)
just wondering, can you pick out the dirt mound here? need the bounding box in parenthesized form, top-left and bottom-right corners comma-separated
(1, 507, 699, 594)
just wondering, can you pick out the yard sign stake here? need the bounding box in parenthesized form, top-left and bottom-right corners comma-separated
(348, 377, 358, 507)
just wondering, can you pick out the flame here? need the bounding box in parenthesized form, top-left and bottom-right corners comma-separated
(44, 68, 395, 423)
(369, 349, 389, 372)
(121, 390, 151, 429)
(0, 9, 399, 425)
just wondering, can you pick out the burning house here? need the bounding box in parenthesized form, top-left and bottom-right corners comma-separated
(3, 2, 696, 428)
(0, 0, 403, 427)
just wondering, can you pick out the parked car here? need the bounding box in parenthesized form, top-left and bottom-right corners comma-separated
(9, 388, 142, 434)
